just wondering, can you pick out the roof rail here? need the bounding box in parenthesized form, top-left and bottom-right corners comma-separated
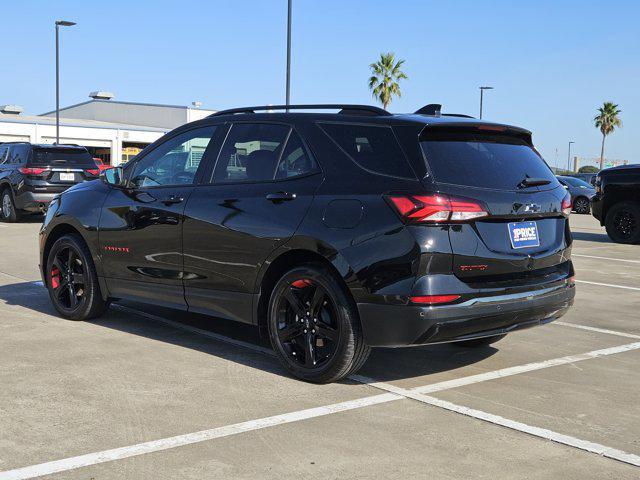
(209, 104, 391, 117)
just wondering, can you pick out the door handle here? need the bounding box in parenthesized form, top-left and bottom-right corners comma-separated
(266, 191, 297, 203)
(161, 195, 184, 205)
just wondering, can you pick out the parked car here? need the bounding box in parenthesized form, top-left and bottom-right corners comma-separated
(556, 175, 596, 214)
(591, 164, 640, 243)
(568, 172, 597, 186)
(0, 143, 100, 222)
(93, 158, 112, 172)
(39, 104, 575, 383)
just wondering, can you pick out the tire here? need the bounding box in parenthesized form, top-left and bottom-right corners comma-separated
(573, 196, 590, 215)
(456, 334, 507, 348)
(267, 263, 371, 383)
(605, 202, 640, 244)
(45, 234, 108, 320)
(0, 188, 20, 222)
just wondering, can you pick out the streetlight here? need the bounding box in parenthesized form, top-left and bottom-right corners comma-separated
(479, 86, 493, 119)
(567, 141, 575, 172)
(285, 0, 292, 111)
(55, 20, 76, 144)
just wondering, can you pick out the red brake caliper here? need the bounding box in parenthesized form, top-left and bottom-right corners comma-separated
(51, 268, 60, 289)
(291, 279, 312, 288)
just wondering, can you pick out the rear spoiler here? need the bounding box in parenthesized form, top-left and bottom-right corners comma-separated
(418, 122, 533, 146)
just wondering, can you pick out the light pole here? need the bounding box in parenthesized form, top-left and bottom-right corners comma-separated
(55, 20, 76, 144)
(479, 86, 493, 119)
(567, 141, 575, 172)
(285, 0, 292, 111)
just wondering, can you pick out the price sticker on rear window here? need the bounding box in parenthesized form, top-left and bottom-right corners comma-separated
(508, 221, 540, 249)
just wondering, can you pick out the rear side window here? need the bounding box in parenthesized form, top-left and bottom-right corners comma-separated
(212, 123, 290, 183)
(420, 131, 557, 190)
(31, 148, 95, 167)
(0, 146, 8, 164)
(320, 123, 415, 179)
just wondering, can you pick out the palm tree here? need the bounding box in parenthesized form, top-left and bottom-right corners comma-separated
(368, 53, 407, 110)
(594, 102, 622, 170)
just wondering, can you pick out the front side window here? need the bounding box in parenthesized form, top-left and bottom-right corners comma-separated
(130, 126, 216, 188)
(320, 123, 416, 179)
(212, 123, 290, 183)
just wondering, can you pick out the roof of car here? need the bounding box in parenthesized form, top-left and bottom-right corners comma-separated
(0, 142, 87, 150)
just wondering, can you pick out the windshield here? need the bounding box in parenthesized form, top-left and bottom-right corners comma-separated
(420, 131, 558, 191)
(31, 148, 95, 167)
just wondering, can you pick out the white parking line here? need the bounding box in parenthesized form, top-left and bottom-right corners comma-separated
(573, 254, 640, 264)
(0, 392, 401, 480)
(555, 321, 640, 340)
(354, 378, 640, 468)
(4, 293, 639, 477)
(575, 279, 640, 291)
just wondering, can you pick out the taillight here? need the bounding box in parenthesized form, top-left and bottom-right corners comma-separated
(561, 192, 572, 216)
(19, 167, 48, 176)
(85, 169, 100, 176)
(410, 294, 461, 305)
(386, 194, 488, 223)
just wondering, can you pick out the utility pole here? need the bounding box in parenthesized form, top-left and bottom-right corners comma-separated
(479, 86, 493, 119)
(285, 0, 292, 111)
(55, 20, 76, 144)
(567, 141, 575, 172)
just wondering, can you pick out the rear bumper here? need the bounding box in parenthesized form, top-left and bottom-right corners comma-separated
(591, 194, 604, 224)
(15, 191, 58, 212)
(358, 281, 575, 347)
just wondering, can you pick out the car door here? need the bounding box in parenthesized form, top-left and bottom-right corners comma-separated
(98, 125, 219, 308)
(182, 122, 323, 323)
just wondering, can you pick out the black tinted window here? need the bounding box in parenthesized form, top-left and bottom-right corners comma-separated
(212, 123, 290, 183)
(130, 126, 216, 188)
(320, 123, 415, 179)
(420, 132, 557, 190)
(0, 146, 8, 164)
(275, 131, 318, 179)
(11, 145, 28, 165)
(32, 148, 95, 167)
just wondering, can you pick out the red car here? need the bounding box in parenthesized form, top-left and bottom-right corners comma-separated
(93, 158, 112, 172)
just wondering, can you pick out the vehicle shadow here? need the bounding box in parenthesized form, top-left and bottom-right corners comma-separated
(0, 281, 497, 384)
(572, 231, 612, 243)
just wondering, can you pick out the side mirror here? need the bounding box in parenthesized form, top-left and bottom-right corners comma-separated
(101, 166, 125, 187)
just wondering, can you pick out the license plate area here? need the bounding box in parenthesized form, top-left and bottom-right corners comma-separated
(59, 172, 75, 182)
(508, 221, 540, 249)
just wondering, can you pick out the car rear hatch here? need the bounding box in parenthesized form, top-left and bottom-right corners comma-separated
(28, 147, 100, 185)
(417, 124, 572, 286)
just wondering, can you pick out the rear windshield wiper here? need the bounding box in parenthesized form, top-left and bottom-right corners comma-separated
(517, 177, 551, 188)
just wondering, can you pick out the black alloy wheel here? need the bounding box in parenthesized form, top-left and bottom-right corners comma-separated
(573, 197, 590, 215)
(46, 234, 108, 320)
(268, 264, 370, 383)
(605, 202, 640, 244)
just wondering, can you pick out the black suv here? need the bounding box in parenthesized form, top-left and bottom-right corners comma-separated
(0, 143, 100, 222)
(591, 164, 640, 243)
(39, 104, 575, 383)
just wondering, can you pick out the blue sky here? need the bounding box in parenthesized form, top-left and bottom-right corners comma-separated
(1, 0, 638, 167)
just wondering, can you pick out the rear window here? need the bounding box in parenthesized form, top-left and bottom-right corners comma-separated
(420, 131, 557, 190)
(320, 123, 415, 179)
(31, 148, 95, 167)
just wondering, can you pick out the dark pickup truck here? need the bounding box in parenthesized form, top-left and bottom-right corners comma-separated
(591, 164, 640, 243)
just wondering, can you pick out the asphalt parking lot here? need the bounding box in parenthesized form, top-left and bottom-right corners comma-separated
(0, 214, 639, 479)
